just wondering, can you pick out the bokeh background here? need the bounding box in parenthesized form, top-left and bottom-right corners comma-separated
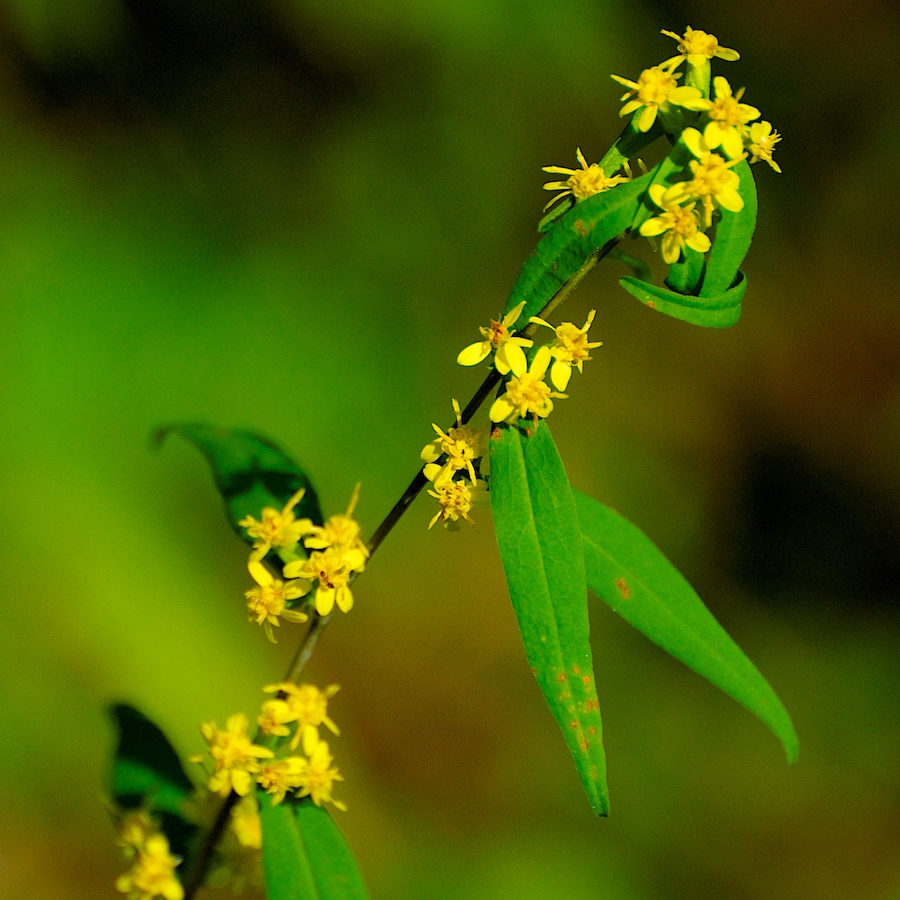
(1, 0, 899, 897)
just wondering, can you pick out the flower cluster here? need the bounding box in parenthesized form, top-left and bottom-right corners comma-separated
(615, 28, 781, 264)
(194, 682, 346, 812)
(421, 399, 488, 529)
(240, 486, 367, 635)
(114, 812, 184, 900)
(429, 303, 602, 528)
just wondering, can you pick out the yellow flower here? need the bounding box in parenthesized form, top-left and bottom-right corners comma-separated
(702, 76, 760, 159)
(610, 66, 710, 133)
(489, 345, 567, 424)
(245, 560, 310, 643)
(115, 809, 155, 860)
(263, 682, 340, 754)
(303, 484, 369, 567)
(421, 398, 486, 486)
(668, 127, 744, 227)
(195, 713, 274, 797)
(238, 487, 312, 558)
(660, 26, 740, 68)
(745, 120, 782, 172)
(528, 310, 602, 390)
(256, 757, 307, 806)
(230, 796, 262, 850)
(639, 184, 712, 264)
(427, 476, 487, 530)
(283, 545, 364, 616)
(115, 832, 184, 900)
(294, 740, 347, 812)
(457, 300, 534, 374)
(541, 148, 631, 212)
(257, 698, 294, 738)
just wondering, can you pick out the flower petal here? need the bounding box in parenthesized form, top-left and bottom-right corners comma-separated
(457, 342, 490, 367)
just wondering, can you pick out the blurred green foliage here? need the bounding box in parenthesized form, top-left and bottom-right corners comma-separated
(1, 1, 898, 898)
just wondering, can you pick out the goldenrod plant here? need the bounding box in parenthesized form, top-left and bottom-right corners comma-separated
(107, 26, 793, 900)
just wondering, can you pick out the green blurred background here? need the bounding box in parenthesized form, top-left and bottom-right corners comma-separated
(1, 0, 898, 897)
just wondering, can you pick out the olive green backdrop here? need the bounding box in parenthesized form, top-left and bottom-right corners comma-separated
(1, 1, 898, 897)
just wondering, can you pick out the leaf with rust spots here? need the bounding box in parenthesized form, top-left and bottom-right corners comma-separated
(574, 488, 798, 765)
(490, 422, 610, 815)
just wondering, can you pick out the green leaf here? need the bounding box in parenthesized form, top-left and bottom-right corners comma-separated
(572, 489, 799, 764)
(259, 795, 319, 900)
(505, 164, 662, 330)
(259, 795, 369, 900)
(700, 159, 757, 297)
(664, 246, 706, 296)
(154, 423, 324, 545)
(490, 422, 609, 815)
(618, 270, 746, 328)
(109, 704, 195, 814)
(296, 800, 369, 898)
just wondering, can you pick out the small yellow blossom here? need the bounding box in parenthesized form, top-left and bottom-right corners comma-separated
(541, 148, 631, 212)
(489, 345, 567, 424)
(245, 560, 310, 643)
(238, 488, 312, 558)
(457, 300, 534, 374)
(661, 26, 740, 68)
(528, 310, 602, 391)
(303, 484, 369, 567)
(195, 713, 274, 797)
(421, 398, 486, 486)
(263, 682, 340, 754)
(639, 184, 712, 264)
(702, 76, 760, 159)
(257, 698, 294, 738)
(115, 832, 184, 900)
(611, 66, 710, 133)
(115, 809, 155, 860)
(294, 740, 347, 812)
(231, 796, 262, 850)
(427, 476, 487, 530)
(283, 545, 364, 616)
(745, 120, 782, 172)
(256, 757, 307, 806)
(667, 127, 744, 227)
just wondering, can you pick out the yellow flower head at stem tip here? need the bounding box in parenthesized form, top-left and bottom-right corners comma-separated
(745, 120, 782, 172)
(421, 398, 486, 486)
(231, 796, 262, 850)
(639, 184, 711, 265)
(238, 487, 312, 558)
(263, 681, 341, 754)
(528, 310, 602, 390)
(541, 148, 631, 212)
(115, 832, 184, 900)
(610, 66, 710, 133)
(194, 713, 274, 797)
(245, 559, 310, 643)
(702, 76, 760, 159)
(489, 345, 567, 424)
(294, 740, 347, 812)
(426, 475, 487, 530)
(660, 26, 740, 68)
(457, 300, 533, 374)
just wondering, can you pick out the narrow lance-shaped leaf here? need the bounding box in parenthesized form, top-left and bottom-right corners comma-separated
(572, 489, 799, 764)
(258, 794, 369, 900)
(154, 423, 324, 546)
(490, 422, 609, 815)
